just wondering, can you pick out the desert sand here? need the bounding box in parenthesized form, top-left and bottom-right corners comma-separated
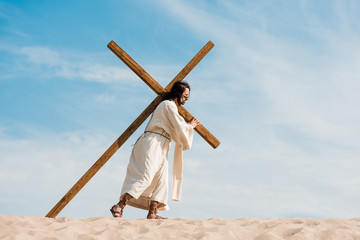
(1, 215, 360, 239)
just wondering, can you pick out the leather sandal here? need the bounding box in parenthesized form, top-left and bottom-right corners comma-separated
(110, 194, 130, 218)
(147, 201, 167, 219)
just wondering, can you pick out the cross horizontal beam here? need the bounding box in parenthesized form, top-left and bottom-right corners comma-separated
(108, 41, 220, 149)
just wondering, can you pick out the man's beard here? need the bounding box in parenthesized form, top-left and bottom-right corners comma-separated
(178, 98, 185, 105)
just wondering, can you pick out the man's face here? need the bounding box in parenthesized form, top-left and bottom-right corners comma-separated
(179, 88, 190, 105)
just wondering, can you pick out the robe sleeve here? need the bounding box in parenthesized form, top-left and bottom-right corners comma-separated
(162, 101, 194, 201)
(163, 101, 193, 150)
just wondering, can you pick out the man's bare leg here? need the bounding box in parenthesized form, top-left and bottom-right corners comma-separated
(110, 193, 132, 218)
(147, 201, 167, 219)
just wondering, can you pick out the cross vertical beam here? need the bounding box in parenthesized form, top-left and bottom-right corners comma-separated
(45, 40, 218, 218)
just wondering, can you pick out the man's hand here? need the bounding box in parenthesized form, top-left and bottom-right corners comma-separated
(189, 117, 200, 128)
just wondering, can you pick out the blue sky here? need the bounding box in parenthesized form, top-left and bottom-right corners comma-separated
(1, 0, 360, 219)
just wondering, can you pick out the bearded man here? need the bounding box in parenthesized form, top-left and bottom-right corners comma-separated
(110, 81, 199, 219)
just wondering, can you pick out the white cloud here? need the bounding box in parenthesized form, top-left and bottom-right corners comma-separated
(0, 44, 142, 84)
(19, 46, 138, 83)
(0, 127, 135, 218)
(159, 0, 360, 144)
(156, 0, 360, 218)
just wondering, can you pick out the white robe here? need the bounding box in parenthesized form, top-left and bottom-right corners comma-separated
(120, 100, 193, 211)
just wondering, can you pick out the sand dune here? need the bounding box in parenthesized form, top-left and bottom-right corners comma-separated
(1, 215, 359, 239)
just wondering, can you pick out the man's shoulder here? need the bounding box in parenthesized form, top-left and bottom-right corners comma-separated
(161, 100, 175, 106)
(159, 100, 177, 111)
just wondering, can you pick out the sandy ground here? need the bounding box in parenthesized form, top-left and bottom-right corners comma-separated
(1, 215, 360, 240)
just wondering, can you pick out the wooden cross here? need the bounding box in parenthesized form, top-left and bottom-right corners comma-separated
(46, 40, 220, 218)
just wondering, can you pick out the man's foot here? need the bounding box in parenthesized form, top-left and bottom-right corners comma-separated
(110, 205, 123, 218)
(146, 201, 167, 219)
(110, 193, 132, 218)
(147, 212, 167, 219)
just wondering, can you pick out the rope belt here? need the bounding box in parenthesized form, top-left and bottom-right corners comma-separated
(132, 130, 171, 146)
(144, 131, 171, 140)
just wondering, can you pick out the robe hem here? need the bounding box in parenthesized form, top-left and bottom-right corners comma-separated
(120, 194, 169, 211)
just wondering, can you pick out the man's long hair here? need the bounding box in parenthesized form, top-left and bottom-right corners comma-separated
(165, 81, 190, 104)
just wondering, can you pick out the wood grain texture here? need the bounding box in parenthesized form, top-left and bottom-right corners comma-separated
(107, 41, 164, 95)
(178, 106, 220, 149)
(108, 40, 220, 149)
